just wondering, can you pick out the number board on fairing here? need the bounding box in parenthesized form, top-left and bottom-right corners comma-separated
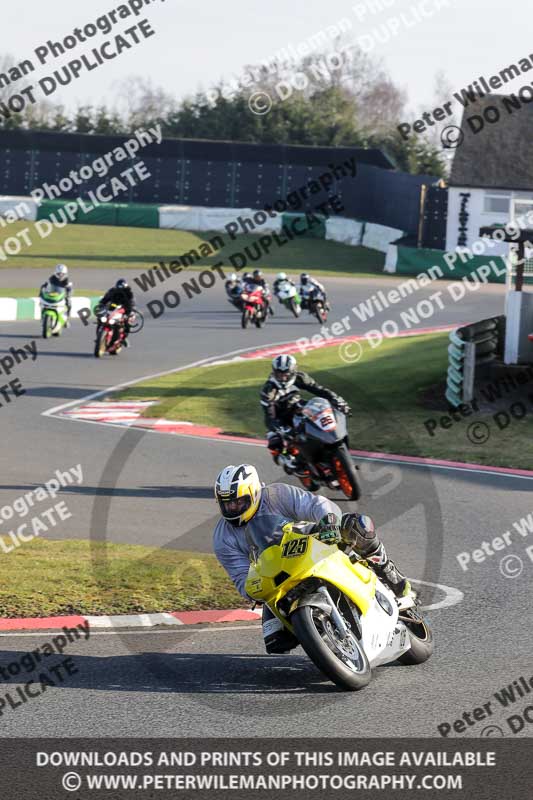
(281, 538, 308, 558)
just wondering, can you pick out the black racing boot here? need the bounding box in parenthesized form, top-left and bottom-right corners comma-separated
(366, 542, 412, 598)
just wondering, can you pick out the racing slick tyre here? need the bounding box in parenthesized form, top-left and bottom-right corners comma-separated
(397, 608, 434, 665)
(292, 603, 372, 691)
(332, 443, 361, 501)
(289, 298, 300, 318)
(241, 309, 251, 329)
(42, 315, 53, 339)
(315, 304, 327, 324)
(255, 314, 265, 328)
(94, 327, 106, 358)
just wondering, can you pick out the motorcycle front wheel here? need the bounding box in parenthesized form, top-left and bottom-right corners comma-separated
(332, 443, 361, 500)
(289, 298, 300, 317)
(94, 326, 107, 358)
(42, 314, 54, 339)
(241, 309, 251, 329)
(314, 303, 327, 323)
(292, 603, 371, 691)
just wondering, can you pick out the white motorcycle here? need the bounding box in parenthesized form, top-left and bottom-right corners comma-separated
(275, 280, 301, 318)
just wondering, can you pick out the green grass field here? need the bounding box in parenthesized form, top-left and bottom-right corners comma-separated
(0, 539, 244, 618)
(117, 333, 532, 470)
(0, 221, 385, 279)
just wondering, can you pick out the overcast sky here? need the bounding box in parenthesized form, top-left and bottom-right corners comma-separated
(2, 0, 528, 119)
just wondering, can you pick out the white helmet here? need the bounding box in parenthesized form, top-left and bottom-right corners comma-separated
(229, 273, 238, 281)
(55, 264, 68, 279)
(271, 354, 297, 388)
(215, 464, 262, 526)
(277, 272, 287, 281)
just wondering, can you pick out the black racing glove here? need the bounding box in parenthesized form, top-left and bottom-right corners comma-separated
(315, 512, 341, 544)
(335, 399, 351, 416)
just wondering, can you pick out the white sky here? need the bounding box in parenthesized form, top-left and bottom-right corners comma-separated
(2, 0, 530, 119)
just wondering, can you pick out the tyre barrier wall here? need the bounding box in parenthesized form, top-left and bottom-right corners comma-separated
(446, 316, 505, 407)
(0, 296, 100, 321)
(0, 195, 405, 252)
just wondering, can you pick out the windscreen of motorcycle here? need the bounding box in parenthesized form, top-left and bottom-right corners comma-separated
(246, 513, 313, 557)
(302, 398, 337, 431)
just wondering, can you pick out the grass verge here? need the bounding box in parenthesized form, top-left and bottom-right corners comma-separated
(0, 539, 244, 618)
(0, 222, 385, 279)
(117, 333, 533, 470)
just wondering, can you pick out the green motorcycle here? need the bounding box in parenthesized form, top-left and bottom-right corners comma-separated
(40, 286, 68, 339)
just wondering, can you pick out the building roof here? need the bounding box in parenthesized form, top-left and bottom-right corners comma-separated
(449, 94, 533, 191)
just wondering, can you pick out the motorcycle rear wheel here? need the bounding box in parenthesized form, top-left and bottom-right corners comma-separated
(292, 604, 371, 691)
(332, 443, 361, 500)
(397, 609, 434, 665)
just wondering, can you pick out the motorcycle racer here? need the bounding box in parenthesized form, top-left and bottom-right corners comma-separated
(261, 354, 350, 468)
(98, 279, 136, 347)
(40, 264, 73, 326)
(299, 272, 329, 311)
(213, 464, 413, 653)
(225, 273, 243, 308)
(273, 272, 297, 295)
(250, 269, 273, 316)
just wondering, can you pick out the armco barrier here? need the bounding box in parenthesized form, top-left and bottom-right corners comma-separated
(446, 316, 505, 407)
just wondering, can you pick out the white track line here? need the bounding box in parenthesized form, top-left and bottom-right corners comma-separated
(410, 579, 464, 611)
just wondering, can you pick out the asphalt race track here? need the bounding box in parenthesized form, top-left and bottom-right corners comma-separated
(1, 269, 532, 738)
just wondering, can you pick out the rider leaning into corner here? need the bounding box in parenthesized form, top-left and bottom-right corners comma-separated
(261, 354, 350, 479)
(40, 264, 73, 326)
(299, 272, 329, 310)
(272, 272, 297, 294)
(213, 464, 414, 654)
(99, 279, 136, 347)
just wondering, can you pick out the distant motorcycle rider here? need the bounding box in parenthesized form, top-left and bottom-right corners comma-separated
(261, 354, 350, 468)
(213, 464, 413, 653)
(273, 272, 296, 296)
(99, 279, 136, 347)
(251, 269, 273, 315)
(225, 273, 243, 307)
(242, 272, 254, 289)
(40, 264, 73, 326)
(299, 272, 329, 310)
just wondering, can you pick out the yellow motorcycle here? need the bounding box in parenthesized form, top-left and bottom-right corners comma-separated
(245, 517, 433, 690)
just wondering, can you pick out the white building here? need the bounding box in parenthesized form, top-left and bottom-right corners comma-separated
(445, 94, 533, 258)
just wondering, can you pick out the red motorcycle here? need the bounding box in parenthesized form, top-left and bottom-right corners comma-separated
(240, 286, 268, 329)
(94, 303, 128, 357)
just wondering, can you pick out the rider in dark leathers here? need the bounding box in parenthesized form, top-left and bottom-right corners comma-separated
(260, 353, 350, 463)
(99, 279, 136, 346)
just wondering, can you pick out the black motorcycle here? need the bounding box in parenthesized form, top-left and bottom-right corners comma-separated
(301, 289, 329, 323)
(276, 397, 361, 500)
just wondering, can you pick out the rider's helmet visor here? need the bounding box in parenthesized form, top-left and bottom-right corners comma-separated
(219, 496, 251, 519)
